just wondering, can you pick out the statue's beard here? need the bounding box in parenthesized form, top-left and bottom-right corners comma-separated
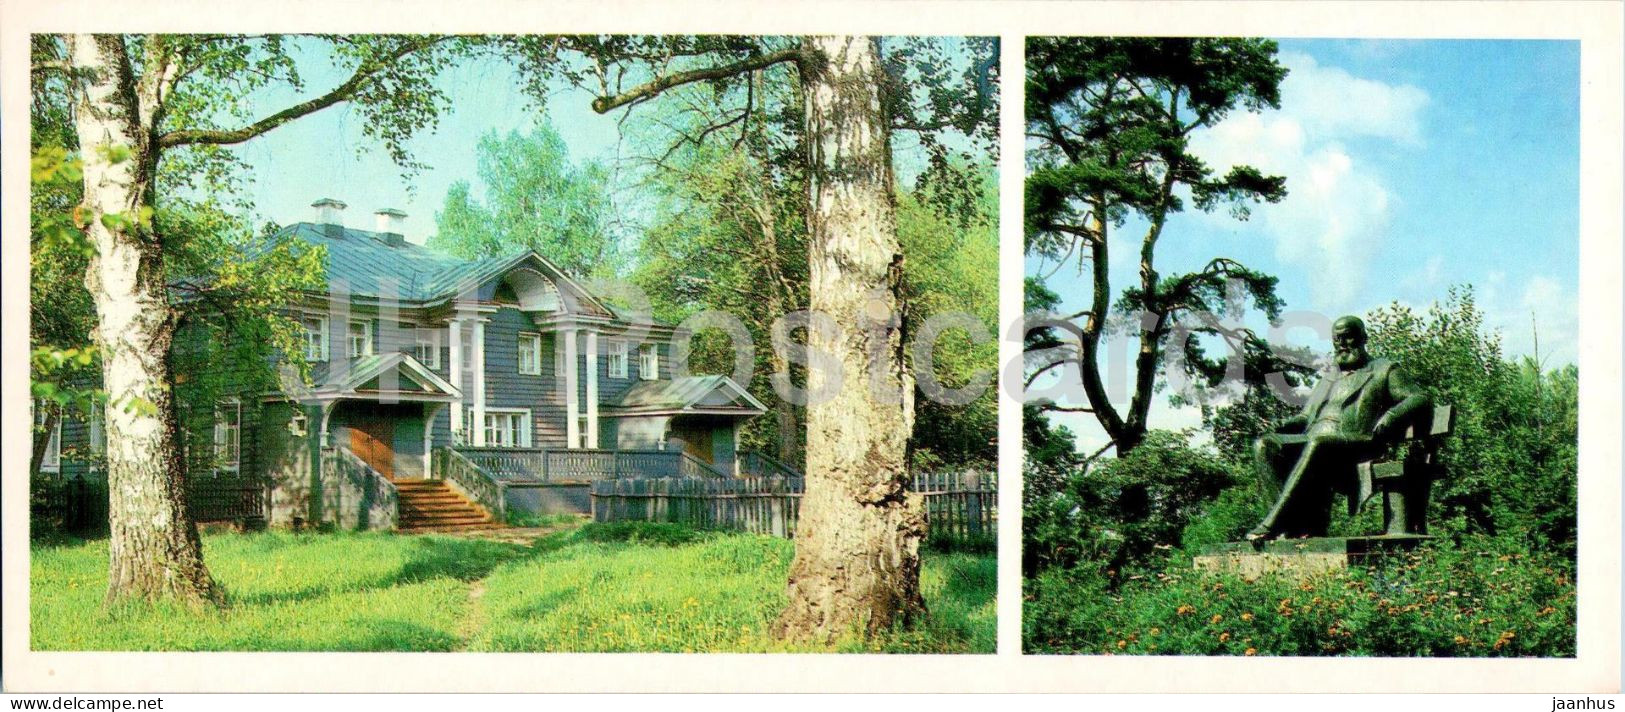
(1335, 347, 1368, 370)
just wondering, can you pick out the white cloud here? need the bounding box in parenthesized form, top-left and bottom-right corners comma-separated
(1188, 52, 1429, 312)
(1500, 275, 1578, 367)
(1278, 52, 1430, 146)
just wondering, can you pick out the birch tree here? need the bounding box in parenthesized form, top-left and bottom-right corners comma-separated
(37, 34, 471, 606)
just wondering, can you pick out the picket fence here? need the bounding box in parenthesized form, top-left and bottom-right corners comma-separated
(589, 471, 996, 543)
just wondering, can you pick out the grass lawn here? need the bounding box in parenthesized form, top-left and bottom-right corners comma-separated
(31, 522, 994, 653)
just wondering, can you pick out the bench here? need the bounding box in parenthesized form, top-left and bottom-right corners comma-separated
(1356, 404, 1455, 535)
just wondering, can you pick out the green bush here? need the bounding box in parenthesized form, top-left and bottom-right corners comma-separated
(1025, 535, 1575, 657)
(1023, 430, 1239, 576)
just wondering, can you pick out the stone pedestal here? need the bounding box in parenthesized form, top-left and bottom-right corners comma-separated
(1192, 535, 1433, 580)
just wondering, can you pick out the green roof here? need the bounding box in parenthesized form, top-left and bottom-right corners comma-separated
(611, 375, 766, 413)
(276, 222, 513, 302)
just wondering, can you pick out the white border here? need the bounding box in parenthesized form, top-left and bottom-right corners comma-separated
(2, 0, 1619, 694)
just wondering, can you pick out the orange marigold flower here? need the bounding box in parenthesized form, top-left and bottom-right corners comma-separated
(1244, 647, 1257, 656)
(1240, 612, 1254, 622)
(1210, 614, 1223, 624)
(1454, 635, 1468, 645)
(1219, 632, 1231, 643)
(1176, 604, 1196, 616)
(1117, 639, 1127, 649)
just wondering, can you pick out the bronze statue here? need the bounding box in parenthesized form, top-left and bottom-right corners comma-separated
(1247, 315, 1430, 540)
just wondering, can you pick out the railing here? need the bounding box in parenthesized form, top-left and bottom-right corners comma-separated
(738, 450, 803, 478)
(433, 448, 507, 521)
(455, 447, 548, 481)
(590, 470, 997, 545)
(455, 447, 727, 482)
(324, 448, 399, 531)
(676, 452, 729, 479)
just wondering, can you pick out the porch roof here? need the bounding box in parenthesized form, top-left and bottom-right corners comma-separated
(294, 352, 462, 403)
(605, 375, 767, 417)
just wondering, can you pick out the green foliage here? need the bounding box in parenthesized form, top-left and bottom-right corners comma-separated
(1024, 37, 1294, 456)
(1023, 430, 1238, 576)
(1024, 535, 1575, 657)
(32, 529, 992, 653)
(898, 170, 999, 468)
(1364, 287, 1578, 554)
(430, 123, 623, 277)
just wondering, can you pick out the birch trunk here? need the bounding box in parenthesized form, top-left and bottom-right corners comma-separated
(67, 34, 219, 607)
(775, 36, 925, 640)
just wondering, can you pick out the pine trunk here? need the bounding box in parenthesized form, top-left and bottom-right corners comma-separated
(67, 34, 219, 607)
(775, 36, 925, 641)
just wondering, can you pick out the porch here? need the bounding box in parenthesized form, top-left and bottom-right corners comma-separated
(444, 446, 802, 516)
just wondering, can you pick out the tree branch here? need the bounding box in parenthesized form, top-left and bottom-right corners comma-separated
(590, 48, 802, 114)
(156, 37, 445, 148)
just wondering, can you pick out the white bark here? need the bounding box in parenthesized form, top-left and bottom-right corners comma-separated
(776, 36, 925, 640)
(68, 34, 218, 605)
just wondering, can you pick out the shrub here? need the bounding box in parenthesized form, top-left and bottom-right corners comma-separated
(1024, 534, 1575, 657)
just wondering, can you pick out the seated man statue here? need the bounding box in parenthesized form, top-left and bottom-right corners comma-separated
(1247, 315, 1429, 540)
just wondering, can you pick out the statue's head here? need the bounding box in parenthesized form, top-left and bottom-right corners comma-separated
(1331, 315, 1370, 371)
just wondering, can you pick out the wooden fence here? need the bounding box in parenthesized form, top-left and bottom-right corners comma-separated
(189, 474, 271, 523)
(590, 471, 995, 544)
(31, 476, 108, 533)
(31, 473, 267, 532)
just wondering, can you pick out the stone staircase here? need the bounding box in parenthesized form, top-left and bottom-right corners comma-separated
(394, 479, 502, 533)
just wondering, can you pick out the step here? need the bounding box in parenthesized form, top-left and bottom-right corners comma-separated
(397, 495, 468, 505)
(396, 520, 503, 529)
(400, 509, 490, 520)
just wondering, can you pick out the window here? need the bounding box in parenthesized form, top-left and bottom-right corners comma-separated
(518, 332, 543, 375)
(607, 340, 629, 378)
(287, 412, 309, 438)
(34, 400, 61, 473)
(414, 327, 442, 369)
(301, 316, 329, 362)
(576, 414, 592, 449)
(479, 409, 531, 448)
(639, 343, 659, 380)
(213, 399, 241, 474)
(348, 320, 374, 358)
(88, 407, 105, 472)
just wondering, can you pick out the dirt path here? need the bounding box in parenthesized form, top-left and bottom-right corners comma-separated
(445, 522, 583, 650)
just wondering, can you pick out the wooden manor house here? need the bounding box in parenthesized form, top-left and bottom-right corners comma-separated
(36, 198, 799, 533)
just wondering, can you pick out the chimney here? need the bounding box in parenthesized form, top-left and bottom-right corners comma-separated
(374, 208, 407, 246)
(311, 198, 347, 237)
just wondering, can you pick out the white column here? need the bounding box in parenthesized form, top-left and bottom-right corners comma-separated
(447, 318, 463, 439)
(471, 318, 487, 446)
(586, 331, 599, 448)
(564, 328, 579, 449)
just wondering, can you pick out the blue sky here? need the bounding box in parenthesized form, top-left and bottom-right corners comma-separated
(222, 39, 968, 259)
(1025, 39, 1580, 446)
(226, 51, 630, 247)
